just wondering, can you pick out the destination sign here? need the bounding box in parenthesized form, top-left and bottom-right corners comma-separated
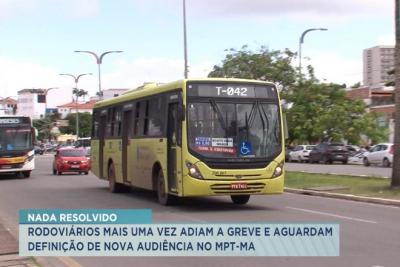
(0, 118, 21, 124)
(187, 83, 277, 99)
(0, 117, 31, 125)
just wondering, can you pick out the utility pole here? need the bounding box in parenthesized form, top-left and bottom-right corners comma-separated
(392, 0, 400, 187)
(183, 0, 189, 79)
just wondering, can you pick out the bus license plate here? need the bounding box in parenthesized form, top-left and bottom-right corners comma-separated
(231, 183, 247, 190)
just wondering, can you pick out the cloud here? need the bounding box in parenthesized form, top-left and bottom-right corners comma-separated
(0, 0, 36, 19)
(377, 34, 395, 46)
(102, 58, 213, 89)
(59, 0, 100, 18)
(0, 57, 80, 107)
(0, 0, 99, 20)
(306, 52, 362, 86)
(185, 0, 393, 18)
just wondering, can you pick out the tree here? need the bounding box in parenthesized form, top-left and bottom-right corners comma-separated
(208, 45, 388, 146)
(392, 0, 400, 187)
(33, 112, 61, 142)
(208, 45, 297, 91)
(61, 112, 92, 137)
(73, 88, 88, 102)
(285, 81, 387, 144)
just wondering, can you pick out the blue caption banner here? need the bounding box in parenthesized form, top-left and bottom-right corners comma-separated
(19, 209, 340, 257)
(19, 209, 152, 224)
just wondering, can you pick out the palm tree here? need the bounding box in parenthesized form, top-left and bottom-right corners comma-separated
(392, 0, 400, 187)
(72, 88, 88, 103)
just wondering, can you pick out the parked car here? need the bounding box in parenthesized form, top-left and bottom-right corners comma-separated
(346, 145, 361, 156)
(288, 145, 315, 162)
(309, 143, 349, 164)
(363, 143, 393, 167)
(74, 137, 91, 148)
(52, 148, 90, 175)
(348, 151, 368, 165)
(285, 147, 293, 162)
(34, 145, 45, 155)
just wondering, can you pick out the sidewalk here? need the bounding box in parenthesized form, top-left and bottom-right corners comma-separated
(0, 254, 38, 267)
(0, 223, 38, 267)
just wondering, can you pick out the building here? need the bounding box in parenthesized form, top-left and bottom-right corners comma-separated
(90, 88, 129, 101)
(346, 85, 394, 142)
(57, 100, 97, 119)
(0, 97, 17, 115)
(363, 45, 394, 87)
(17, 89, 48, 119)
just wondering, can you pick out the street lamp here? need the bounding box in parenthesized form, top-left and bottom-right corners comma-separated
(298, 28, 328, 79)
(183, 0, 188, 79)
(59, 73, 92, 138)
(74, 50, 123, 98)
(42, 87, 59, 117)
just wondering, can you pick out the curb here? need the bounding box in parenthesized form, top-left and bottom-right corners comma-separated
(284, 187, 400, 207)
(288, 170, 389, 179)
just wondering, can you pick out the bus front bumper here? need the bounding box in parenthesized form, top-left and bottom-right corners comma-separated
(0, 159, 35, 174)
(181, 174, 284, 197)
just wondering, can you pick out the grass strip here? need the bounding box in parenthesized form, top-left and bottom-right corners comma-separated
(285, 171, 400, 200)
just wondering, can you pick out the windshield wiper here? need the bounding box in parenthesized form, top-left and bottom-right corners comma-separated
(242, 101, 259, 137)
(209, 99, 229, 135)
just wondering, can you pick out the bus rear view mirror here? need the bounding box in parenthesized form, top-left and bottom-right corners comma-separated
(282, 114, 289, 140)
(31, 128, 36, 144)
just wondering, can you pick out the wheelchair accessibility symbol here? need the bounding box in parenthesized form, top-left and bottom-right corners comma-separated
(240, 141, 252, 156)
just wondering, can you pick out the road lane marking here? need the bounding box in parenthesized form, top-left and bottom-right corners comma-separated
(157, 211, 208, 223)
(287, 207, 377, 224)
(57, 257, 83, 267)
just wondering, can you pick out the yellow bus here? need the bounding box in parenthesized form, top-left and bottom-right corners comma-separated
(0, 116, 35, 178)
(91, 78, 285, 205)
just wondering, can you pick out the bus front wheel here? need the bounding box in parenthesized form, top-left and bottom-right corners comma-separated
(157, 170, 174, 205)
(231, 195, 250, 205)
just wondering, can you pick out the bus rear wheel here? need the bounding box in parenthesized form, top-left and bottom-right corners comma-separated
(157, 170, 174, 205)
(231, 195, 250, 205)
(108, 163, 126, 193)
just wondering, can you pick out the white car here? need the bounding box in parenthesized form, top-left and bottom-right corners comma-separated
(348, 151, 367, 165)
(288, 145, 315, 163)
(363, 143, 394, 167)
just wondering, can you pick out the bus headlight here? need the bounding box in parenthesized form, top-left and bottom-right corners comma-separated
(185, 161, 203, 179)
(272, 161, 284, 178)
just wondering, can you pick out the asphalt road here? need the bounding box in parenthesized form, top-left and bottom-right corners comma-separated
(286, 162, 392, 178)
(0, 155, 399, 267)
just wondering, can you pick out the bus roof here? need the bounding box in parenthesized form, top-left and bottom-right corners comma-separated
(93, 78, 276, 109)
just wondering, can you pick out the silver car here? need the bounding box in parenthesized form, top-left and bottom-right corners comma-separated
(363, 143, 394, 167)
(288, 145, 315, 163)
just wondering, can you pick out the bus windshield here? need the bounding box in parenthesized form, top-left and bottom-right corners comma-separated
(0, 128, 33, 151)
(187, 101, 281, 159)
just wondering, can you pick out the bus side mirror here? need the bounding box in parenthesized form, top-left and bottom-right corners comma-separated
(282, 114, 289, 141)
(31, 127, 36, 144)
(178, 103, 185, 121)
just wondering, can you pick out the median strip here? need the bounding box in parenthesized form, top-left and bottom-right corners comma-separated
(285, 171, 400, 206)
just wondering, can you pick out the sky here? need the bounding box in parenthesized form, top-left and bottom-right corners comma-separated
(0, 0, 395, 108)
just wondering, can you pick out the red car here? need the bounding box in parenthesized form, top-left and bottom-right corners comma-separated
(52, 148, 90, 175)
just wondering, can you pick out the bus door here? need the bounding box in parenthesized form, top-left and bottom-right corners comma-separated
(167, 101, 182, 193)
(122, 109, 132, 183)
(99, 114, 107, 178)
